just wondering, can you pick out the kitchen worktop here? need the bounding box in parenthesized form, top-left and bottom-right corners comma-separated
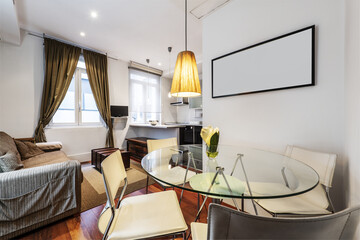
(130, 123, 202, 128)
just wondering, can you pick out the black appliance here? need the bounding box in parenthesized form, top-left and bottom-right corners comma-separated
(110, 105, 128, 117)
(179, 126, 202, 145)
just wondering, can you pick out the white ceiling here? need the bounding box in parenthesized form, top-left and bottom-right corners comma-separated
(14, 0, 228, 76)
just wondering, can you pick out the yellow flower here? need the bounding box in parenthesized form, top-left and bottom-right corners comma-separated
(200, 125, 219, 147)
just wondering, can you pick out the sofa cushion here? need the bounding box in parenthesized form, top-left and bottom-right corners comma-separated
(14, 140, 44, 160)
(22, 151, 69, 169)
(0, 152, 24, 172)
(0, 132, 21, 163)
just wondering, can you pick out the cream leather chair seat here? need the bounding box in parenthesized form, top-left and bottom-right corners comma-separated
(256, 185, 331, 215)
(106, 191, 187, 240)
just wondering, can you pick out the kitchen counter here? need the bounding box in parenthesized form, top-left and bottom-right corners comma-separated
(130, 123, 202, 128)
(129, 123, 202, 145)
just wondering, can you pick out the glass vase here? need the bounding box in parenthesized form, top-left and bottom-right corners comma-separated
(205, 145, 219, 184)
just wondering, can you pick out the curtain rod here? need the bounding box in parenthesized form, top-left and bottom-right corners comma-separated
(26, 30, 119, 61)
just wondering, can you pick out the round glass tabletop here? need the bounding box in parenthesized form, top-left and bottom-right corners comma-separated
(141, 144, 319, 199)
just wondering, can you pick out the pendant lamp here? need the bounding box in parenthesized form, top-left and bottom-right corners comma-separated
(171, 0, 201, 97)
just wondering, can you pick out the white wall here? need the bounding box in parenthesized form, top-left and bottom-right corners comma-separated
(161, 77, 177, 124)
(45, 126, 107, 159)
(108, 57, 129, 150)
(344, 0, 360, 218)
(108, 58, 129, 106)
(202, 0, 346, 210)
(177, 105, 191, 123)
(0, 33, 43, 137)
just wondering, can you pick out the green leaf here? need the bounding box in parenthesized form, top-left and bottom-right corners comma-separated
(208, 132, 219, 153)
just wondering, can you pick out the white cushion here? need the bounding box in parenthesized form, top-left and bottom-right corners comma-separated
(107, 190, 187, 239)
(256, 185, 331, 215)
(191, 222, 208, 240)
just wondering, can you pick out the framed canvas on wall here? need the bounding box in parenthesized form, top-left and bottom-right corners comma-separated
(211, 25, 315, 98)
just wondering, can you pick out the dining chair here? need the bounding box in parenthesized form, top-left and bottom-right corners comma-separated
(98, 150, 188, 240)
(256, 145, 337, 216)
(146, 137, 196, 193)
(191, 203, 360, 240)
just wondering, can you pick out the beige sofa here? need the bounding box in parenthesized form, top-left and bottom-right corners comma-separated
(0, 132, 82, 240)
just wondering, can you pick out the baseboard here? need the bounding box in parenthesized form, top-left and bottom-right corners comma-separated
(68, 152, 91, 163)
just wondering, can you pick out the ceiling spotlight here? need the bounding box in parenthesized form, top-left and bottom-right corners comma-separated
(91, 11, 98, 18)
(80, 32, 86, 37)
(158, 62, 162, 66)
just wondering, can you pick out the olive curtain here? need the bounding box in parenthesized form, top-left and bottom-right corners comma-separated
(83, 50, 114, 147)
(34, 38, 81, 142)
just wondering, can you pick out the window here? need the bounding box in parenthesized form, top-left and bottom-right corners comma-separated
(129, 68, 161, 123)
(52, 56, 101, 126)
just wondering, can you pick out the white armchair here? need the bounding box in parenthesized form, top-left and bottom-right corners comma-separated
(256, 145, 336, 216)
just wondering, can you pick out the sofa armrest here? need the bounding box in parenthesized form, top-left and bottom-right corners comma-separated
(0, 160, 82, 221)
(35, 141, 63, 152)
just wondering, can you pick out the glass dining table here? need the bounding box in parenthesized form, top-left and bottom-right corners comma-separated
(141, 144, 319, 216)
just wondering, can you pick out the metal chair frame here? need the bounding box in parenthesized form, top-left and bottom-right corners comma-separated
(101, 164, 186, 240)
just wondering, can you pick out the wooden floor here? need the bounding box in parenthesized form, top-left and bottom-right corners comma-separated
(18, 184, 212, 240)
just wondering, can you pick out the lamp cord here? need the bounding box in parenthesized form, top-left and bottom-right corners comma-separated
(185, 0, 187, 51)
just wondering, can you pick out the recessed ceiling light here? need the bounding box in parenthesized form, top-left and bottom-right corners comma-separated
(91, 11, 98, 18)
(80, 32, 86, 37)
(158, 62, 162, 66)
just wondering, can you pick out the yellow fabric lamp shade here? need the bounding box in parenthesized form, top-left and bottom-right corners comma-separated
(171, 50, 201, 97)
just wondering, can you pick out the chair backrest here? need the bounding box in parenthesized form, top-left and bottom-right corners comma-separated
(98, 150, 127, 235)
(101, 150, 127, 208)
(207, 204, 360, 240)
(147, 137, 178, 153)
(285, 145, 336, 187)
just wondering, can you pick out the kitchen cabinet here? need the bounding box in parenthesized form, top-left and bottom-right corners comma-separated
(189, 96, 202, 109)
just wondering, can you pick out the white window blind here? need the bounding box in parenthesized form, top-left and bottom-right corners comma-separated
(129, 68, 161, 123)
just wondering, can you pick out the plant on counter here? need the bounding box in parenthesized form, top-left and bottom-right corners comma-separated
(200, 125, 220, 158)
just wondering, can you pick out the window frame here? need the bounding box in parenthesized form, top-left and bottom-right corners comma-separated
(129, 68, 162, 124)
(49, 62, 102, 127)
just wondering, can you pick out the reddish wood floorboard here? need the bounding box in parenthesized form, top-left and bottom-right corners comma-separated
(17, 184, 212, 240)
